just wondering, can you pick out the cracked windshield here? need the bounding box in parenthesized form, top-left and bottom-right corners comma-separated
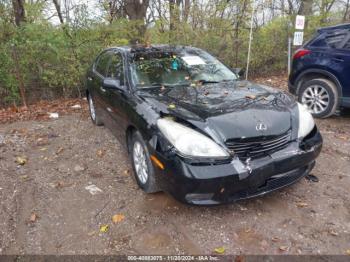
(130, 49, 238, 88)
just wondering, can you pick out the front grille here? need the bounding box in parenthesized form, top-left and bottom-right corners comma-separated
(225, 131, 291, 159)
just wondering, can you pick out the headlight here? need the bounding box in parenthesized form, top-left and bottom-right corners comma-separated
(157, 118, 229, 157)
(297, 102, 315, 138)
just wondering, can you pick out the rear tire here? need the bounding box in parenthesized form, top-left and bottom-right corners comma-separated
(88, 93, 103, 126)
(298, 78, 338, 118)
(129, 131, 161, 193)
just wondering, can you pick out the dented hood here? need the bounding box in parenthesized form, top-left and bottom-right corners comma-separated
(137, 81, 296, 140)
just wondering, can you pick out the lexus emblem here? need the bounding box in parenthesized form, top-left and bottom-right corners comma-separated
(256, 122, 267, 131)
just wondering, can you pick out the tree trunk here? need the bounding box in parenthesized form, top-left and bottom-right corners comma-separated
(298, 0, 313, 15)
(124, 0, 150, 41)
(52, 0, 64, 24)
(183, 0, 190, 22)
(124, 0, 149, 20)
(12, 0, 26, 26)
(12, 45, 27, 108)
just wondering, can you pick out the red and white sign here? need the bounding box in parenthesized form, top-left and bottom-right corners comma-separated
(295, 15, 305, 30)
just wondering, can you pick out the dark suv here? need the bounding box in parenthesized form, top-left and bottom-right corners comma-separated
(289, 23, 350, 118)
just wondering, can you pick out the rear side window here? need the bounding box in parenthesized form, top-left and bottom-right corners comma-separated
(310, 31, 348, 49)
(325, 33, 347, 48)
(95, 52, 111, 76)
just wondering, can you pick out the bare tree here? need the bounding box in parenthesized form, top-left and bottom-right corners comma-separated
(12, 0, 25, 26)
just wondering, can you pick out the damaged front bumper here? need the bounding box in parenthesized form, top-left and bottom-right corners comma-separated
(153, 129, 322, 205)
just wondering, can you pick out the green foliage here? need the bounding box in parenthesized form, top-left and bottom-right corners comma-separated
(0, 0, 347, 106)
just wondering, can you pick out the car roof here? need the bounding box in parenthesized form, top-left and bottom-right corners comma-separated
(111, 44, 198, 54)
(317, 23, 350, 33)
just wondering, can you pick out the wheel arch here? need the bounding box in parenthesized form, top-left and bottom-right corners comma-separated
(295, 69, 343, 98)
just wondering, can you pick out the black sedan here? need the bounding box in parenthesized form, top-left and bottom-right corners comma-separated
(86, 45, 322, 205)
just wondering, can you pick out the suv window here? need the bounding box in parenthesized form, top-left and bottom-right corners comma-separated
(106, 53, 124, 84)
(95, 51, 111, 76)
(311, 31, 348, 49)
(325, 33, 347, 48)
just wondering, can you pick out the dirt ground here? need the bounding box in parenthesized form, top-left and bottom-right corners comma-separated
(0, 80, 350, 255)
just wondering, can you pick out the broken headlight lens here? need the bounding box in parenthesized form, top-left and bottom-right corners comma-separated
(157, 118, 229, 158)
(297, 102, 315, 138)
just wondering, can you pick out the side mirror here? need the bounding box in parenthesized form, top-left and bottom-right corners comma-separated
(232, 68, 245, 79)
(103, 78, 121, 89)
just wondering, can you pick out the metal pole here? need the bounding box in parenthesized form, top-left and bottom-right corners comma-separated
(288, 37, 292, 75)
(246, 2, 255, 80)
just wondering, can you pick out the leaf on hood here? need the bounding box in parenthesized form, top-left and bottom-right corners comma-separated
(168, 104, 176, 109)
(245, 94, 256, 99)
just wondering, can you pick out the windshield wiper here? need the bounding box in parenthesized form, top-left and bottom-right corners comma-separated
(196, 80, 220, 84)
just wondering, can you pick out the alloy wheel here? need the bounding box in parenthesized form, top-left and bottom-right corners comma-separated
(88, 95, 96, 121)
(301, 85, 330, 114)
(133, 141, 148, 184)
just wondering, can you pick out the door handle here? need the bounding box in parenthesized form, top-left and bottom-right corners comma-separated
(100, 86, 106, 92)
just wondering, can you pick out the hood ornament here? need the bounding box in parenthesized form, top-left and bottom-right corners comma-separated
(256, 122, 267, 131)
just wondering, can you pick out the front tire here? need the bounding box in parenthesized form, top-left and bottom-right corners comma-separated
(298, 78, 338, 118)
(130, 131, 160, 193)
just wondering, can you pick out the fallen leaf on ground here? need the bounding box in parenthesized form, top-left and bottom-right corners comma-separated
(48, 112, 59, 118)
(272, 237, 280, 242)
(100, 225, 109, 233)
(96, 149, 104, 157)
(71, 104, 81, 109)
(329, 230, 338, 236)
(88, 231, 96, 236)
(39, 147, 47, 151)
(123, 170, 130, 176)
(346, 249, 350, 255)
(85, 184, 103, 195)
(16, 156, 27, 165)
(214, 246, 225, 254)
(279, 246, 289, 252)
(296, 202, 308, 208)
(56, 147, 64, 154)
(112, 214, 125, 223)
(30, 213, 37, 222)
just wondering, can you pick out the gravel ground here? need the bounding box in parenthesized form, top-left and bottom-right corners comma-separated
(0, 101, 350, 255)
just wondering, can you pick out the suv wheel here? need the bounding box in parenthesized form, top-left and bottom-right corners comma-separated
(298, 78, 338, 118)
(130, 131, 161, 193)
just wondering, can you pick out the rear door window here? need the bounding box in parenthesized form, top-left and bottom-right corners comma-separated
(95, 51, 111, 76)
